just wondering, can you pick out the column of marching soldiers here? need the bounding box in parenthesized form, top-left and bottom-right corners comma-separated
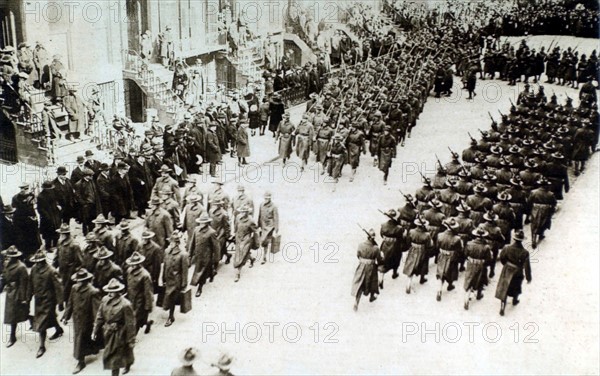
(1, 167, 278, 375)
(352, 84, 598, 313)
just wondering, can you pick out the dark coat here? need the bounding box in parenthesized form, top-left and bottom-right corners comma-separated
(37, 189, 61, 238)
(145, 207, 174, 249)
(140, 240, 162, 286)
(188, 226, 220, 284)
(11, 192, 42, 257)
(162, 245, 189, 308)
(3, 260, 30, 324)
(63, 282, 102, 359)
(111, 173, 134, 217)
(268, 100, 285, 131)
(126, 267, 153, 328)
(0, 215, 17, 251)
(115, 234, 140, 269)
(57, 237, 83, 287)
(496, 242, 532, 300)
(351, 239, 381, 296)
(96, 172, 112, 214)
(128, 161, 153, 207)
(52, 177, 77, 220)
(28, 263, 63, 332)
(94, 260, 123, 290)
(93, 295, 136, 370)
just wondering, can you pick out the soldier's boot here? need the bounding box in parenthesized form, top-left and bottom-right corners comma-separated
(234, 269, 241, 283)
(225, 253, 232, 264)
(37, 331, 47, 358)
(369, 293, 377, 303)
(144, 320, 153, 334)
(373, 158, 377, 167)
(378, 273, 384, 290)
(499, 301, 506, 316)
(249, 257, 255, 268)
(392, 269, 399, 279)
(512, 297, 520, 306)
(111, 369, 120, 376)
(464, 291, 471, 310)
(49, 325, 64, 340)
(419, 274, 428, 284)
(123, 366, 130, 374)
(476, 290, 484, 300)
(28, 315, 34, 330)
(261, 248, 268, 264)
(73, 360, 86, 374)
(349, 169, 356, 182)
(436, 290, 442, 302)
(195, 287, 202, 297)
(6, 324, 17, 348)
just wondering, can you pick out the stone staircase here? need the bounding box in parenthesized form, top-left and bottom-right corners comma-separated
(121, 49, 185, 125)
(226, 41, 265, 87)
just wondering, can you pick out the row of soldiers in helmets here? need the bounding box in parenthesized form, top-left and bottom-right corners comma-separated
(351, 84, 598, 314)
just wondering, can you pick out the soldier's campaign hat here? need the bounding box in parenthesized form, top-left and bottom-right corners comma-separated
(56, 223, 71, 233)
(85, 150, 94, 157)
(490, 145, 503, 155)
(71, 268, 94, 282)
(497, 191, 512, 202)
(384, 125, 392, 131)
(532, 147, 546, 156)
(513, 230, 525, 242)
(76, 155, 85, 163)
(366, 228, 377, 239)
(483, 212, 499, 222)
(159, 164, 172, 173)
(214, 352, 233, 371)
(103, 278, 125, 293)
(56, 166, 68, 175)
(557, 126, 569, 134)
(30, 249, 48, 263)
(41, 180, 54, 189)
(471, 226, 489, 238)
(445, 179, 458, 188)
(188, 194, 202, 203)
(551, 152, 565, 160)
(264, 191, 272, 198)
(196, 213, 212, 224)
(183, 112, 192, 120)
(414, 216, 429, 228)
(443, 218, 459, 230)
(237, 185, 245, 192)
(500, 133, 509, 140)
(510, 176, 522, 186)
(2, 205, 16, 214)
(169, 231, 183, 242)
(422, 176, 432, 185)
(473, 183, 487, 193)
(523, 159, 538, 169)
(483, 173, 497, 182)
(180, 347, 199, 366)
(126, 251, 146, 266)
(543, 141, 557, 151)
(2, 245, 22, 258)
(119, 221, 131, 230)
(385, 209, 397, 218)
(458, 169, 470, 178)
(85, 232, 98, 243)
(456, 200, 471, 213)
(508, 145, 521, 154)
(92, 214, 110, 224)
(211, 176, 225, 185)
(94, 247, 114, 260)
(521, 138, 534, 146)
(429, 198, 443, 209)
(499, 157, 513, 167)
(141, 230, 155, 239)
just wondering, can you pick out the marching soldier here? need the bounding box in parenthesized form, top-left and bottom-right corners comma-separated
(56, 223, 82, 307)
(466, 183, 493, 226)
(377, 125, 397, 185)
(93, 247, 123, 291)
(346, 124, 367, 182)
(61, 268, 102, 374)
(115, 221, 140, 269)
(495, 229, 532, 316)
(435, 218, 463, 301)
(75, 168, 102, 234)
(125, 252, 154, 334)
(209, 198, 232, 269)
(139, 230, 162, 290)
(378, 209, 404, 288)
(415, 177, 435, 211)
(92, 278, 136, 376)
(81, 233, 99, 272)
(145, 197, 174, 249)
(233, 206, 258, 282)
(188, 213, 219, 297)
(93, 214, 115, 252)
(2, 246, 31, 348)
(162, 231, 189, 327)
(351, 228, 381, 311)
(276, 113, 295, 165)
(232, 185, 255, 227)
(294, 117, 314, 172)
(182, 195, 205, 239)
(327, 134, 347, 187)
(403, 216, 433, 294)
(28, 249, 64, 358)
(481, 212, 505, 279)
(422, 199, 446, 262)
(153, 165, 182, 205)
(529, 177, 557, 248)
(463, 226, 492, 310)
(258, 192, 279, 264)
(314, 118, 334, 174)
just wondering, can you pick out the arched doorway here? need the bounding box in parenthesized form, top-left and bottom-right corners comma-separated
(123, 79, 146, 123)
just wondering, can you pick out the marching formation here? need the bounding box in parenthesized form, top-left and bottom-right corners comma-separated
(352, 84, 598, 313)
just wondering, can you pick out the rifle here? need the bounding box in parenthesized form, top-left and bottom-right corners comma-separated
(488, 111, 495, 122)
(434, 154, 445, 172)
(357, 223, 377, 245)
(467, 132, 477, 144)
(378, 209, 399, 224)
(448, 146, 459, 160)
(509, 98, 515, 108)
(418, 170, 432, 186)
(498, 109, 504, 118)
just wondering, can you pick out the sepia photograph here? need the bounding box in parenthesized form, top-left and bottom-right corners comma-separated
(0, 0, 599, 374)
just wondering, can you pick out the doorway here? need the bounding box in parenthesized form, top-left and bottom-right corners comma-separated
(124, 79, 146, 123)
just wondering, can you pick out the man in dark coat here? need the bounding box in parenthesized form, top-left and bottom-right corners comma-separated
(528, 177, 556, 248)
(145, 197, 174, 249)
(2, 246, 30, 348)
(351, 228, 381, 311)
(115, 221, 140, 268)
(12, 183, 42, 262)
(125, 252, 154, 334)
(495, 230, 532, 316)
(377, 126, 397, 185)
(62, 268, 102, 374)
(139, 229, 162, 290)
(92, 278, 136, 375)
(28, 249, 64, 358)
(162, 231, 189, 327)
(56, 223, 82, 307)
(377, 209, 404, 289)
(403, 217, 434, 293)
(84, 150, 101, 177)
(111, 162, 135, 225)
(96, 163, 113, 218)
(93, 247, 123, 292)
(463, 226, 493, 310)
(0, 205, 17, 252)
(71, 156, 86, 185)
(268, 93, 285, 136)
(74, 168, 102, 235)
(53, 166, 77, 224)
(37, 181, 61, 249)
(188, 213, 220, 297)
(205, 124, 221, 177)
(436, 218, 463, 301)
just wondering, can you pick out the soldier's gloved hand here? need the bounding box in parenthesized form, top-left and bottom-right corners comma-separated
(58, 303, 64, 312)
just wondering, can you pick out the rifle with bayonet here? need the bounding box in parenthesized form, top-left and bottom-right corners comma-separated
(357, 223, 377, 245)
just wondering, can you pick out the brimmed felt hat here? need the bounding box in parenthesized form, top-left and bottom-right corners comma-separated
(443, 218, 459, 230)
(119, 221, 131, 230)
(513, 230, 525, 241)
(483, 212, 499, 222)
(126, 251, 146, 266)
(141, 230, 155, 239)
(456, 201, 471, 213)
(472, 226, 489, 238)
(103, 278, 125, 293)
(94, 247, 114, 260)
(537, 177, 551, 187)
(510, 176, 522, 186)
(169, 231, 183, 242)
(196, 213, 212, 224)
(188, 194, 202, 203)
(264, 191, 272, 198)
(524, 159, 538, 169)
(41, 180, 54, 189)
(445, 179, 458, 188)
(2, 245, 22, 258)
(214, 352, 233, 371)
(83, 168, 94, 176)
(92, 214, 110, 224)
(180, 347, 199, 366)
(473, 183, 487, 193)
(414, 216, 429, 228)
(149, 197, 161, 206)
(159, 164, 172, 173)
(72, 268, 94, 282)
(385, 209, 397, 218)
(85, 232, 97, 242)
(30, 249, 48, 263)
(497, 191, 512, 201)
(56, 223, 71, 233)
(508, 145, 521, 154)
(429, 198, 443, 209)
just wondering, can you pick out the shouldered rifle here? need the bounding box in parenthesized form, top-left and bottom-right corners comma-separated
(468, 132, 477, 144)
(434, 154, 445, 172)
(418, 170, 432, 186)
(448, 146, 459, 160)
(378, 209, 399, 224)
(357, 223, 377, 245)
(509, 98, 516, 108)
